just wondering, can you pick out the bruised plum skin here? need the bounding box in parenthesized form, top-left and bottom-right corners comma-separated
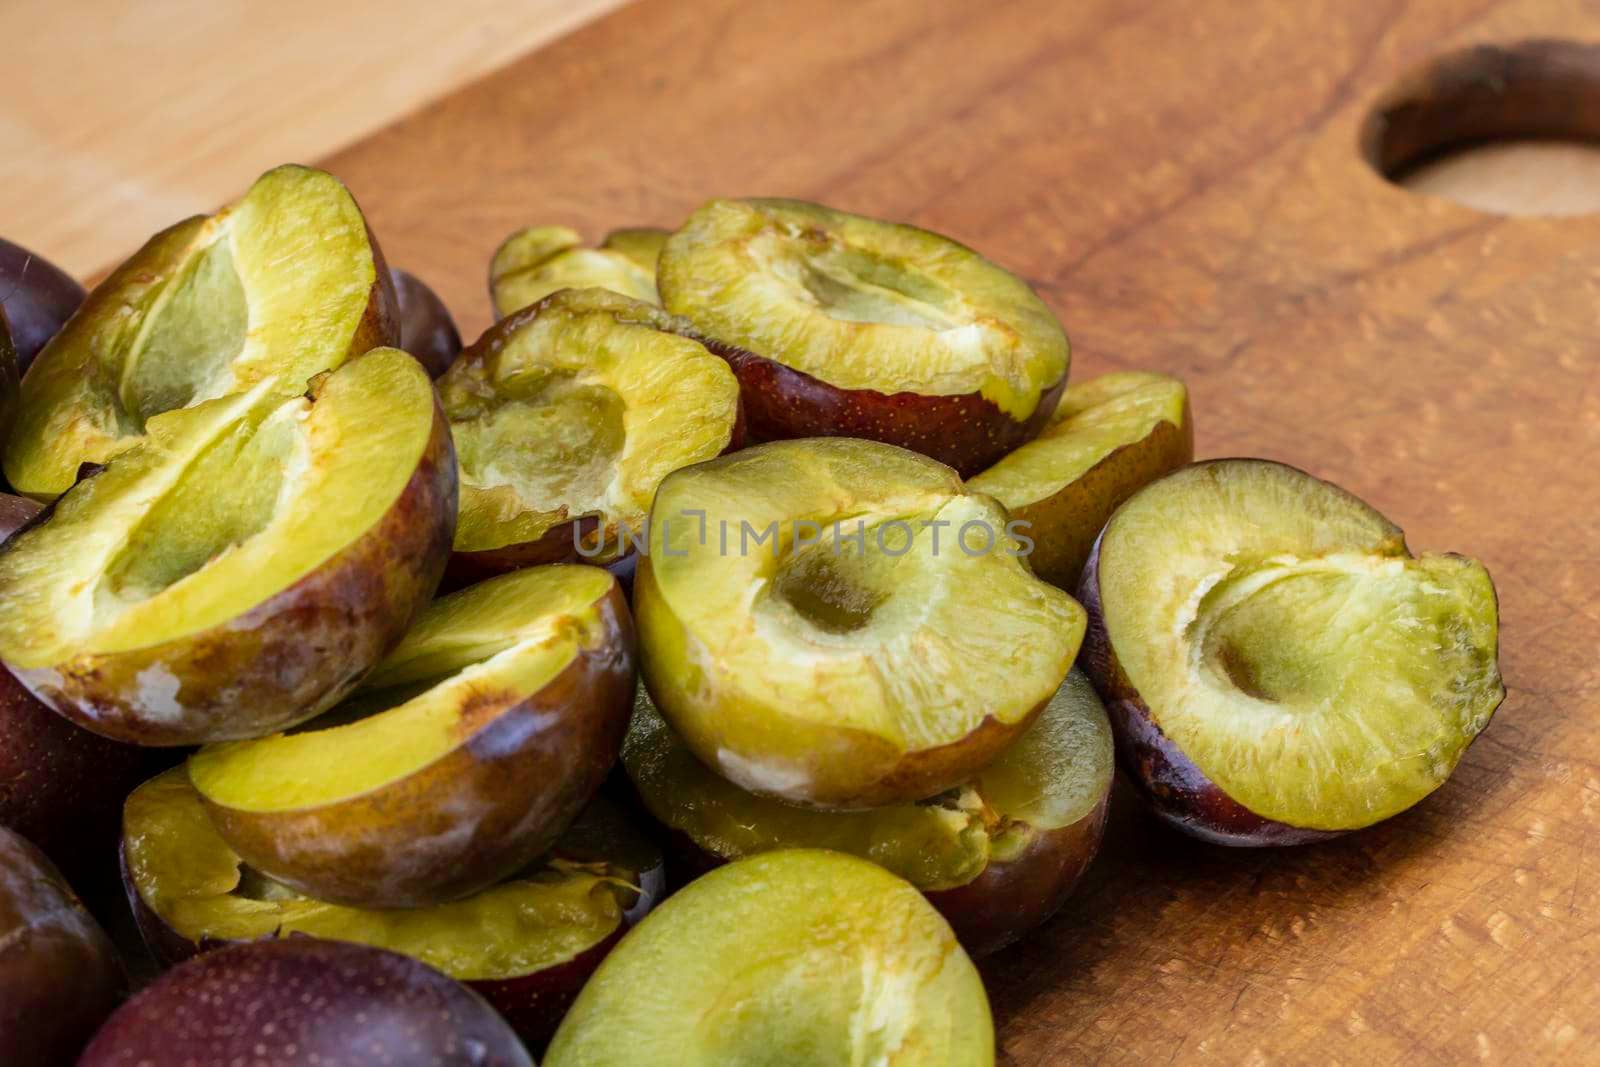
(658, 198, 1069, 476)
(1079, 459, 1505, 845)
(544, 850, 994, 1067)
(188, 566, 636, 908)
(0, 827, 125, 1067)
(625, 670, 1113, 956)
(0, 238, 85, 373)
(78, 938, 532, 1067)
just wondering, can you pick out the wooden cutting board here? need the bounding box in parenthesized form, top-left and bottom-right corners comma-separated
(321, 1, 1600, 1061)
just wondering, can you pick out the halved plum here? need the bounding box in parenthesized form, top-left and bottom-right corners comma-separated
(1080, 459, 1505, 844)
(391, 267, 462, 376)
(625, 669, 1112, 956)
(188, 564, 635, 907)
(0, 827, 125, 1067)
(122, 768, 662, 1050)
(546, 850, 992, 1066)
(968, 371, 1192, 590)
(0, 237, 85, 373)
(78, 938, 532, 1067)
(490, 225, 666, 317)
(636, 437, 1084, 809)
(441, 287, 742, 579)
(0, 348, 456, 746)
(4, 164, 397, 499)
(658, 198, 1069, 476)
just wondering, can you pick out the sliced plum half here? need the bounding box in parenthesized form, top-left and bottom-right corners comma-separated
(1079, 458, 1505, 844)
(624, 669, 1113, 956)
(658, 198, 1068, 475)
(544, 849, 993, 1066)
(440, 287, 741, 579)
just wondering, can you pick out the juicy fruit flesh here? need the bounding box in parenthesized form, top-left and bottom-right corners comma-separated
(124, 768, 635, 979)
(544, 850, 993, 1067)
(442, 288, 740, 557)
(6, 165, 381, 496)
(1099, 460, 1504, 830)
(188, 565, 614, 811)
(969, 371, 1189, 509)
(491, 225, 659, 316)
(642, 438, 1084, 796)
(625, 671, 1113, 890)
(121, 234, 247, 425)
(658, 198, 1068, 418)
(0, 348, 436, 665)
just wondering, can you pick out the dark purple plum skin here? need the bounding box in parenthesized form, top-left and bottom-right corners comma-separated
(0, 665, 148, 886)
(0, 492, 40, 537)
(0, 239, 85, 373)
(924, 794, 1110, 957)
(1077, 534, 1342, 847)
(0, 827, 125, 1067)
(392, 268, 463, 377)
(79, 938, 532, 1067)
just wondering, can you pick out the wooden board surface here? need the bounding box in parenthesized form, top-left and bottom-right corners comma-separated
(319, 1, 1600, 1062)
(1, 0, 625, 277)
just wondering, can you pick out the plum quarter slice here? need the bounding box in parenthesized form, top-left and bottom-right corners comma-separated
(490, 225, 667, 317)
(969, 371, 1192, 590)
(442, 287, 742, 579)
(123, 769, 662, 1051)
(78, 938, 533, 1067)
(0, 348, 455, 746)
(545, 849, 993, 1067)
(636, 437, 1085, 809)
(4, 164, 397, 499)
(658, 198, 1069, 476)
(625, 669, 1112, 957)
(0, 237, 85, 373)
(1080, 458, 1505, 845)
(188, 564, 635, 907)
(0, 827, 125, 1067)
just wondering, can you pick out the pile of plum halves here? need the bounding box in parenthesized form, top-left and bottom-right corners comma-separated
(0, 166, 1503, 1067)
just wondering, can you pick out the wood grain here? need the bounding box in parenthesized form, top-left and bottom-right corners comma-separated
(318, 0, 1600, 1061)
(0, 0, 625, 278)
